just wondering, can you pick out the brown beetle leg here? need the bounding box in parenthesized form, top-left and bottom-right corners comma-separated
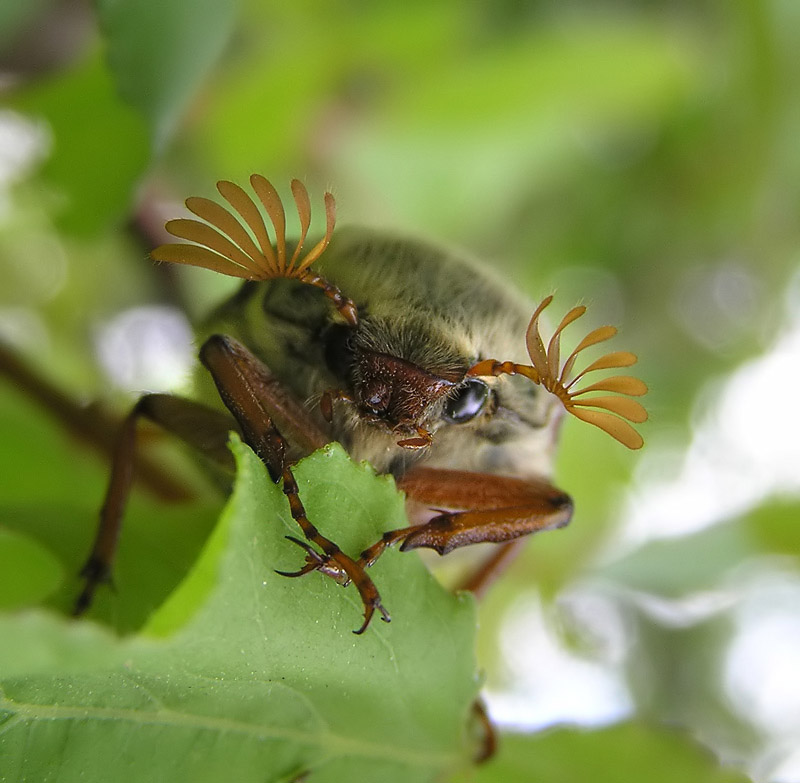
(200, 335, 389, 634)
(299, 270, 358, 327)
(358, 468, 572, 595)
(395, 425, 432, 449)
(457, 540, 527, 599)
(319, 388, 354, 423)
(75, 394, 239, 615)
(275, 536, 332, 579)
(471, 698, 498, 763)
(280, 469, 390, 633)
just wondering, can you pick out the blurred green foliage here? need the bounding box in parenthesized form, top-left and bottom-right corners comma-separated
(451, 723, 751, 783)
(1, 0, 798, 780)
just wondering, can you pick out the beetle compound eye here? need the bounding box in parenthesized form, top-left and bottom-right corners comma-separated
(443, 379, 489, 424)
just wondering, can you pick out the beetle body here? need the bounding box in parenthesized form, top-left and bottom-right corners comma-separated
(77, 176, 645, 632)
(203, 226, 561, 481)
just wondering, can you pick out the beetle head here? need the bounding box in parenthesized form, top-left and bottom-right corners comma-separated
(354, 349, 461, 435)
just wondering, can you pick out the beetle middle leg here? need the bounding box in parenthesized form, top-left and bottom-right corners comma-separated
(199, 334, 389, 634)
(76, 393, 241, 614)
(357, 467, 573, 594)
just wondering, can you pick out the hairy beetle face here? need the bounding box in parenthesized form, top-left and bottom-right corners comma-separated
(353, 348, 459, 431)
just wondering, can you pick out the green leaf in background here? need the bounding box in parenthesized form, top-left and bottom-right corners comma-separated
(0, 528, 62, 609)
(592, 498, 800, 599)
(13, 52, 149, 235)
(0, 611, 126, 679)
(0, 377, 222, 633)
(95, 0, 239, 149)
(593, 523, 755, 599)
(338, 21, 696, 239)
(0, 437, 479, 782)
(747, 499, 800, 558)
(449, 723, 750, 783)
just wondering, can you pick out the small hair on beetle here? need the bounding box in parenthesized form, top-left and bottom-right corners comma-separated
(151, 175, 358, 326)
(468, 295, 648, 449)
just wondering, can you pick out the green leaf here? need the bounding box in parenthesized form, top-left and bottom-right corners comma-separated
(449, 723, 750, 783)
(594, 523, 755, 598)
(0, 611, 125, 679)
(95, 0, 239, 149)
(0, 529, 62, 609)
(746, 499, 800, 557)
(594, 499, 800, 599)
(0, 437, 479, 782)
(339, 22, 696, 238)
(13, 52, 149, 234)
(0, 377, 221, 632)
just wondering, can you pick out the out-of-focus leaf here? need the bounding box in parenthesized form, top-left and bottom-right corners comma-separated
(13, 53, 149, 234)
(198, 2, 461, 177)
(0, 529, 62, 609)
(0, 611, 125, 678)
(95, 0, 239, 148)
(6, 500, 220, 633)
(593, 498, 800, 599)
(448, 723, 750, 783)
(0, 378, 220, 632)
(0, 438, 479, 782)
(0, 382, 109, 507)
(747, 500, 800, 557)
(339, 22, 697, 238)
(594, 523, 754, 598)
(626, 616, 761, 757)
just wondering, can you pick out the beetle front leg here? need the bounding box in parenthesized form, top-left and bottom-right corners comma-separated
(358, 468, 573, 596)
(200, 334, 389, 634)
(279, 469, 390, 633)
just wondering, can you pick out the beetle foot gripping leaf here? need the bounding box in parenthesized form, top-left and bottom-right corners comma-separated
(468, 295, 648, 449)
(151, 175, 358, 325)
